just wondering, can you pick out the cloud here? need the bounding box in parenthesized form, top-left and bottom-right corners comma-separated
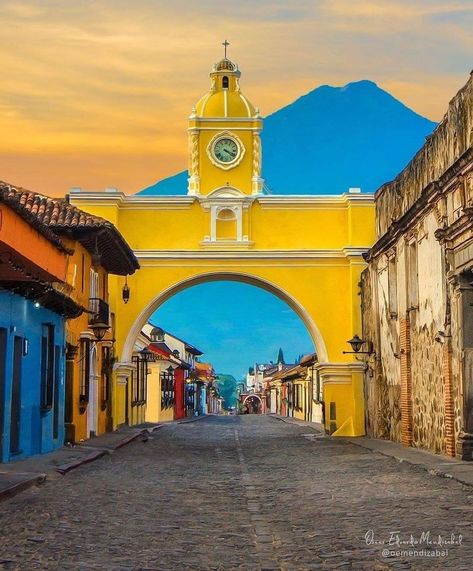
(0, 1, 470, 194)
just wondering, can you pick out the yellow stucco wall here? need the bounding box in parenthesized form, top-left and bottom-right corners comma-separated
(72, 193, 374, 437)
(145, 363, 174, 423)
(63, 238, 113, 442)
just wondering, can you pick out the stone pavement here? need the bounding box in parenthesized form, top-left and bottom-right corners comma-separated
(0, 423, 160, 501)
(271, 414, 473, 487)
(0, 415, 472, 570)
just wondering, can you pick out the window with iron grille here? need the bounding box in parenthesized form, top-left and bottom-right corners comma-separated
(79, 338, 91, 403)
(131, 357, 139, 406)
(161, 369, 175, 409)
(40, 324, 55, 411)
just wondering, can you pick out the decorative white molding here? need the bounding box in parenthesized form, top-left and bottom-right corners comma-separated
(69, 191, 374, 209)
(199, 239, 254, 250)
(343, 247, 371, 257)
(257, 194, 375, 208)
(79, 331, 95, 341)
(133, 249, 369, 260)
(189, 117, 261, 123)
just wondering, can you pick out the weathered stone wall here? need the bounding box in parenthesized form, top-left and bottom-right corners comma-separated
(363, 73, 473, 457)
(409, 213, 446, 453)
(361, 264, 401, 442)
(376, 74, 473, 237)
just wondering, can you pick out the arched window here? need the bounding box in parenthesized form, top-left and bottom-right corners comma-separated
(216, 208, 237, 240)
(217, 208, 236, 221)
(222, 76, 229, 89)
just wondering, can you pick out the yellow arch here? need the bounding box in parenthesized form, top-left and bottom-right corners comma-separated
(121, 270, 328, 363)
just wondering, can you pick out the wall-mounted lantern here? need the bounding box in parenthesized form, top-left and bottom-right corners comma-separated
(90, 321, 110, 341)
(122, 275, 130, 304)
(343, 334, 374, 356)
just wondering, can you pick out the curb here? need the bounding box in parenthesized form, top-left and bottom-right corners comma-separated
(0, 473, 46, 502)
(346, 438, 473, 489)
(109, 429, 149, 450)
(177, 415, 209, 424)
(267, 415, 325, 434)
(56, 449, 108, 475)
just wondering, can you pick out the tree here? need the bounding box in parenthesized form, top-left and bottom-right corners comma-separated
(215, 374, 238, 408)
(277, 348, 285, 364)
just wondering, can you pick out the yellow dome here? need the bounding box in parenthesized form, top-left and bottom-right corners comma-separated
(195, 90, 257, 118)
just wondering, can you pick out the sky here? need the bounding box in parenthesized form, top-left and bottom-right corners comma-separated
(1, 1, 471, 377)
(151, 282, 314, 380)
(0, 0, 472, 196)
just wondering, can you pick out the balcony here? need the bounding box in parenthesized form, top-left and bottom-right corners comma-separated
(89, 298, 110, 327)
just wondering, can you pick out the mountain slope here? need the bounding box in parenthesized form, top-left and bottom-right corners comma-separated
(138, 79, 436, 196)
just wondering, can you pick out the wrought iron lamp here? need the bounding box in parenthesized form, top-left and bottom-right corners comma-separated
(90, 322, 110, 341)
(122, 275, 130, 304)
(343, 334, 374, 356)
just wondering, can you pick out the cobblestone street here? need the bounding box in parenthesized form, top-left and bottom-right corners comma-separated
(0, 416, 472, 570)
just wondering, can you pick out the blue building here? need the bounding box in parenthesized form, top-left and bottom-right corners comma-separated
(0, 185, 82, 462)
(0, 293, 66, 461)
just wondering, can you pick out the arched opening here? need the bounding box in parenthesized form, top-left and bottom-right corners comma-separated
(122, 272, 327, 364)
(242, 394, 263, 415)
(222, 76, 229, 89)
(216, 207, 237, 240)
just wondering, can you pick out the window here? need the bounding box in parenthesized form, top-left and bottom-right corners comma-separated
(101, 346, 111, 406)
(90, 268, 99, 299)
(81, 253, 85, 292)
(79, 338, 91, 403)
(407, 241, 418, 309)
(222, 76, 229, 89)
(40, 324, 55, 411)
(185, 383, 195, 413)
(161, 369, 175, 409)
(131, 355, 148, 406)
(388, 255, 398, 316)
(53, 345, 60, 439)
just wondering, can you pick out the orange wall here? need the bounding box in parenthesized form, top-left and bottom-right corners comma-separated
(63, 237, 113, 441)
(0, 204, 66, 282)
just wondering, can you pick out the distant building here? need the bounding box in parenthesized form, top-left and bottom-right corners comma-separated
(133, 324, 203, 423)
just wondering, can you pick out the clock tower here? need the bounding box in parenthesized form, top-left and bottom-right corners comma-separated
(187, 48, 263, 197)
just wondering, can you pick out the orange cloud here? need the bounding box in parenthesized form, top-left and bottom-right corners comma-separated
(0, 1, 470, 195)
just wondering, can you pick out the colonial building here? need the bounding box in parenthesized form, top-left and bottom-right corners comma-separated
(0, 183, 82, 461)
(0, 183, 138, 446)
(263, 353, 318, 422)
(362, 73, 473, 459)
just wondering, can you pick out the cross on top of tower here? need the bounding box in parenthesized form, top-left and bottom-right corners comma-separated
(222, 40, 229, 58)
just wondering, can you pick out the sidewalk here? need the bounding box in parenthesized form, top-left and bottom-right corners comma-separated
(0, 415, 207, 503)
(268, 414, 473, 488)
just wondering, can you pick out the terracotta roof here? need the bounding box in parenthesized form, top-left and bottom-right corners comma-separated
(0, 181, 139, 275)
(0, 182, 71, 254)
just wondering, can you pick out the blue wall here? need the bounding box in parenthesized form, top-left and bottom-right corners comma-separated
(0, 291, 65, 463)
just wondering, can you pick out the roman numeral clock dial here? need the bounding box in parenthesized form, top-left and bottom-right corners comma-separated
(214, 138, 238, 163)
(207, 133, 245, 170)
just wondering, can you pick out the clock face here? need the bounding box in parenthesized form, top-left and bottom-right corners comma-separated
(213, 138, 239, 163)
